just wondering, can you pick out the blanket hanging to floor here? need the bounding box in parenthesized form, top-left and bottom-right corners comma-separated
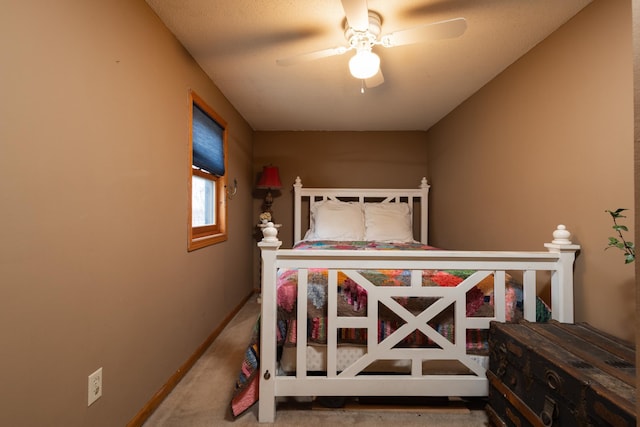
(229, 316, 260, 418)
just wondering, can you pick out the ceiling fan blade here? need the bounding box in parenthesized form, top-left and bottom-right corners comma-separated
(382, 17, 467, 47)
(276, 46, 349, 66)
(341, 0, 370, 31)
(365, 69, 384, 88)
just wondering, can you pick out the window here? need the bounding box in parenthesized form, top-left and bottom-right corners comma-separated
(188, 90, 228, 250)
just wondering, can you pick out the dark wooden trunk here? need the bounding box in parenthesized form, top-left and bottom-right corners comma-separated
(486, 320, 635, 427)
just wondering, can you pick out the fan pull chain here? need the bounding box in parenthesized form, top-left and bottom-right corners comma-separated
(360, 80, 365, 94)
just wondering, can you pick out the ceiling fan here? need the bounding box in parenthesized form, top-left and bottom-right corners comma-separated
(276, 0, 467, 90)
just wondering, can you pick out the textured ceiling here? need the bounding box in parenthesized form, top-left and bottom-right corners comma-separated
(146, 0, 593, 131)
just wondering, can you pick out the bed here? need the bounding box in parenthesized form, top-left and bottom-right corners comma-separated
(252, 177, 580, 423)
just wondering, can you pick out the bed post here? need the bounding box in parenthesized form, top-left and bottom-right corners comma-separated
(258, 222, 281, 423)
(544, 225, 580, 323)
(293, 176, 302, 244)
(419, 177, 430, 244)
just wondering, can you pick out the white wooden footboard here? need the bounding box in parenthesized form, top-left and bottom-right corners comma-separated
(257, 224, 579, 423)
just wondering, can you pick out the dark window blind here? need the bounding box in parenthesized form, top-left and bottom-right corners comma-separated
(192, 104, 225, 176)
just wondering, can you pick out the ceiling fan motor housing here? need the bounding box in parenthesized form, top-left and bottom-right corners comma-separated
(344, 11, 382, 49)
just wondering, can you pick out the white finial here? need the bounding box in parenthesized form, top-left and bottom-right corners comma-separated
(552, 224, 572, 245)
(261, 222, 279, 242)
(420, 177, 429, 189)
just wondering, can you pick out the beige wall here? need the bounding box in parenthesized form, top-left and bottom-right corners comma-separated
(427, 0, 635, 341)
(631, 0, 640, 420)
(634, 0, 640, 417)
(253, 131, 428, 246)
(0, 1, 254, 426)
(252, 131, 428, 288)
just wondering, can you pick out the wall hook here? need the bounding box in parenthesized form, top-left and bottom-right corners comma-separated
(226, 178, 238, 199)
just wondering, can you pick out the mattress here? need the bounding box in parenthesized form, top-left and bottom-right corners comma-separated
(279, 344, 489, 375)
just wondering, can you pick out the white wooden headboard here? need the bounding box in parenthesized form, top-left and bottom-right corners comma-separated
(293, 177, 430, 244)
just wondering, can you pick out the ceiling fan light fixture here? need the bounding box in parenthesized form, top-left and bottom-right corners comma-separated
(348, 48, 380, 79)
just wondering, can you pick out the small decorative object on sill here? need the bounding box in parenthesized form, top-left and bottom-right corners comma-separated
(259, 211, 271, 224)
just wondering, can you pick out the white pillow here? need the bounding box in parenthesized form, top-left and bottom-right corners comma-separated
(307, 200, 365, 241)
(364, 202, 414, 242)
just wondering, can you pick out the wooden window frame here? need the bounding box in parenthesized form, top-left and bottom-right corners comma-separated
(188, 90, 228, 251)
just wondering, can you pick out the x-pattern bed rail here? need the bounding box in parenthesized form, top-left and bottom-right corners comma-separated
(256, 178, 580, 422)
(302, 268, 506, 379)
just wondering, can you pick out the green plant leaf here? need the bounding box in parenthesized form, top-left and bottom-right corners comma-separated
(607, 208, 628, 218)
(605, 208, 634, 263)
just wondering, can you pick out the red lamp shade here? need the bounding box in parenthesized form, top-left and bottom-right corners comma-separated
(256, 166, 282, 189)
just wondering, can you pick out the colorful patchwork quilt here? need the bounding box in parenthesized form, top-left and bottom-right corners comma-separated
(230, 240, 551, 418)
(276, 241, 550, 352)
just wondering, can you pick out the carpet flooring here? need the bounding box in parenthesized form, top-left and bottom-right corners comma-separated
(143, 295, 490, 426)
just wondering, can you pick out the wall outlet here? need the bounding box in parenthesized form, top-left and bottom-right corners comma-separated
(88, 367, 103, 406)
